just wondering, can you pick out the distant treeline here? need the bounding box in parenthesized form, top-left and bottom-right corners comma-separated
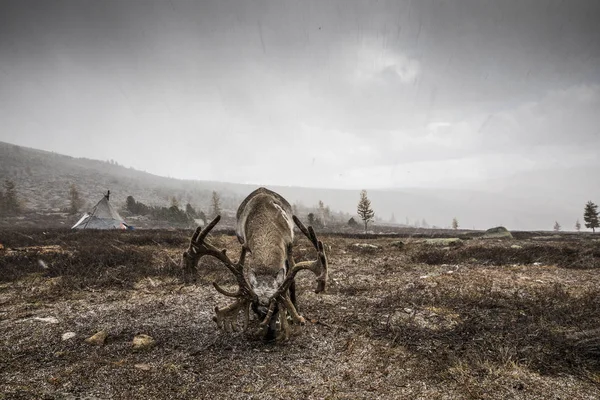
(125, 195, 207, 225)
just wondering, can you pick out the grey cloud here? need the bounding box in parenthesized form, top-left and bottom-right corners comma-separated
(0, 0, 599, 191)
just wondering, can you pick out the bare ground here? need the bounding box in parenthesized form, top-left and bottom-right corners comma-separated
(1, 230, 599, 399)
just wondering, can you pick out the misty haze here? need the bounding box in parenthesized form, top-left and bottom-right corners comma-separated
(1, 1, 600, 399)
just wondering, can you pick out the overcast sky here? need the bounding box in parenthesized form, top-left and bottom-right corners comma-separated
(1, 0, 599, 190)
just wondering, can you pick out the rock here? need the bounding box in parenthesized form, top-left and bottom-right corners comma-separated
(353, 243, 378, 249)
(31, 316, 59, 324)
(390, 241, 404, 249)
(132, 334, 155, 351)
(134, 363, 152, 371)
(482, 226, 514, 240)
(61, 332, 76, 341)
(423, 238, 463, 246)
(85, 331, 108, 346)
(420, 272, 441, 279)
(511, 245, 523, 249)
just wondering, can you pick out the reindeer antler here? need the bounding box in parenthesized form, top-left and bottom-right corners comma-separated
(258, 215, 329, 340)
(277, 216, 328, 295)
(185, 216, 257, 332)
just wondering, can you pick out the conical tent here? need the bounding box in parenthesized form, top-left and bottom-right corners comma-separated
(72, 193, 127, 230)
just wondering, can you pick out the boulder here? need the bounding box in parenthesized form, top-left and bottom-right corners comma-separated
(85, 331, 107, 346)
(482, 226, 513, 240)
(422, 238, 463, 246)
(132, 334, 155, 351)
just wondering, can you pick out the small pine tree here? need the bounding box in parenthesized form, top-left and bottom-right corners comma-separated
(314, 216, 324, 229)
(210, 191, 221, 219)
(357, 190, 375, 233)
(197, 210, 207, 225)
(553, 221, 561, 232)
(126, 195, 137, 213)
(318, 200, 325, 216)
(307, 212, 316, 226)
(348, 217, 359, 228)
(452, 217, 459, 230)
(68, 184, 83, 214)
(2, 179, 20, 215)
(583, 201, 599, 233)
(575, 219, 581, 232)
(324, 206, 331, 223)
(185, 203, 197, 218)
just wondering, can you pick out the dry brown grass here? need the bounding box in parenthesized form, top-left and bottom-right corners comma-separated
(1, 229, 599, 399)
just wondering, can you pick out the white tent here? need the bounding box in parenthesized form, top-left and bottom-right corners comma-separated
(72, 192, 128, 230)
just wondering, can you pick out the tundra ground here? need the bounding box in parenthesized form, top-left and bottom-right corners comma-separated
(1, 229, 599, 399)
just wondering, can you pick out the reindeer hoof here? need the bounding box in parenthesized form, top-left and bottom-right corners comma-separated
(276, 332, 290, 342)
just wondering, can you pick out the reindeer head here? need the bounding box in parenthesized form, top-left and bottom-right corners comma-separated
(247, 266, 286, 315)
(185, 214, 328, 340)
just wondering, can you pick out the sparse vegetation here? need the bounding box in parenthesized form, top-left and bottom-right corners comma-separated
(1, 228, 599, 399)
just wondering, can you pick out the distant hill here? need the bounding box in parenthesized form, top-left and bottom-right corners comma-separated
(0, 141, 596, 231)
(0, 141, 246, 215)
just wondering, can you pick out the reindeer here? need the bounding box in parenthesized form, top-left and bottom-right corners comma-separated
(182, 187, 328, 341)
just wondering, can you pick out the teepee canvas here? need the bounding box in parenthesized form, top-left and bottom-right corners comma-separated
(72, 191, 127, 230)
